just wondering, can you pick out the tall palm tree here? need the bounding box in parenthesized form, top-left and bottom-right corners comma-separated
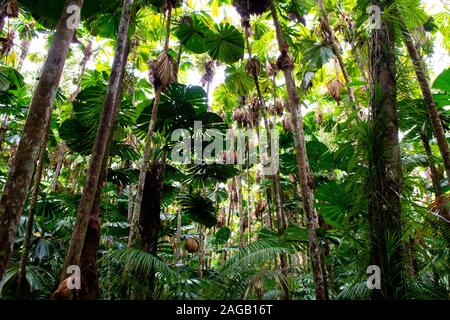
(367, 0, 406, 300)
(128, 0, 177, 247)
(60, 0, 134, 284)
(268, 0, 327, 300)
(317, 0, 356, 105)
(400, 22, 450, 185)
(0, 0, 84, 281)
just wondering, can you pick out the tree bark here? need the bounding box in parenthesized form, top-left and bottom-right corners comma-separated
(175, 205, 182, 262)
(401, 24, 450, 186)
(269, 0, 327, 300)
(129, 6, 172, 247)
(242, 27, 285, 234)
(367, 0, 406, 299)
(16, 122, 51, 297)
(420, 128, 443, 197)
(237, 176, 244, 248)
(60, 0, 134, 283)
(0, 0, 84, 281)
(317, 0, 356, 105)
(198, 225, 204, 278)
(51, 141, 66, 192)
(69, 38, 93, 102)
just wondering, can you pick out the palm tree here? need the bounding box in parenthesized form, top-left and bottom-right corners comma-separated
(268, 0, 327, 300)
(60, 0, 134, 286)
(367, 0, 406, 299)
(317, 0, 356, 106)
(0, 0, 84, 281)
(128, 0, 177, 248)
(399, 22, 450, 185)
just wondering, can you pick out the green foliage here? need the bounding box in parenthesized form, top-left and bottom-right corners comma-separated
(205, 23, 245, 64)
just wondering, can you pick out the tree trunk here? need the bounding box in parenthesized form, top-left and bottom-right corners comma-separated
(420, 129, 443, 197)
(367, 0, 406, 299)
(237, 176, 244, 248)
(129, 5, 173, 247)
(0, 0, 84, 281)
(78, 160, 106, 300)
(175, 205, 182, 262)
(60, 0, 133, 283)
(401, 24, 450, 186)
(198, 225, 204, 278)
(16, 122, 51, 297)
(51, 141, 66, 192)
(128, 87, 163, 247)
(242, 27, 285, 234)
(127, 184, 135, 223)
(269, 0, 327, 300)
(317, 0, 356, 105)
(18, 36, 31, 71)
(69, 38, 93, 102)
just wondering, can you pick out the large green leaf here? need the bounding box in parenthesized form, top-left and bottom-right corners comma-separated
(205, 23, 245, 64)
(19, 0, 122, 29)
(136, 83, 210, 135)
(208, 227, 231, 246)
(315, 181, 352, 227)
(174, 14, 212, 54)
(179, 193, 218, 228)
(306, 140, 334, 172)
(433, 68, 450, 92)
(224, 63, 254, 96)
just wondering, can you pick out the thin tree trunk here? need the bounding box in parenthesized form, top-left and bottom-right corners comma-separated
(16, 122, 51, 297)
(175, 205, 182, 262)
(60, 0, 133, 283)
(77, 36, 130, 299)
(127, 184, 135, 223)
(400, 24, 450, 186)
(69, 38, 93, 102)
(0, 0, 84, 281)
(51, 141, 66, 192)
(420, 128, 443, 197)
(237, 176, 244, 248)
(198, 225, 204, 278)
(269, 0, 327, 300)
(18, 36, 31, 71)
(317, 0, 356, 105)
(129, 5, 173, 247)
(242, 27, 284, 233)
(367, 0, 406, 299)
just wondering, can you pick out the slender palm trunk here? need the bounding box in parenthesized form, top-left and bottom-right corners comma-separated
(175, 205, 182, 262)
(242, 28, 285, 233)
(237, 176, 244, 248)
(269, 0, 327, 300)
(16, 122, 51, 296)
(129, 6, 172, 247)
(0, 0, 84, 281)
(69, 38, 93, 102)
(420, 129, 443, 197)
(60, 0, 134, 283)
(127, 184, 135, 223)
(400, 25, 450, 185)
(51, 141, 66, 192)
(317, 0, 356, 105)
(367, 0, 406, 299)
(198, 225, 204, 278)
(18, 36, 31, 71)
